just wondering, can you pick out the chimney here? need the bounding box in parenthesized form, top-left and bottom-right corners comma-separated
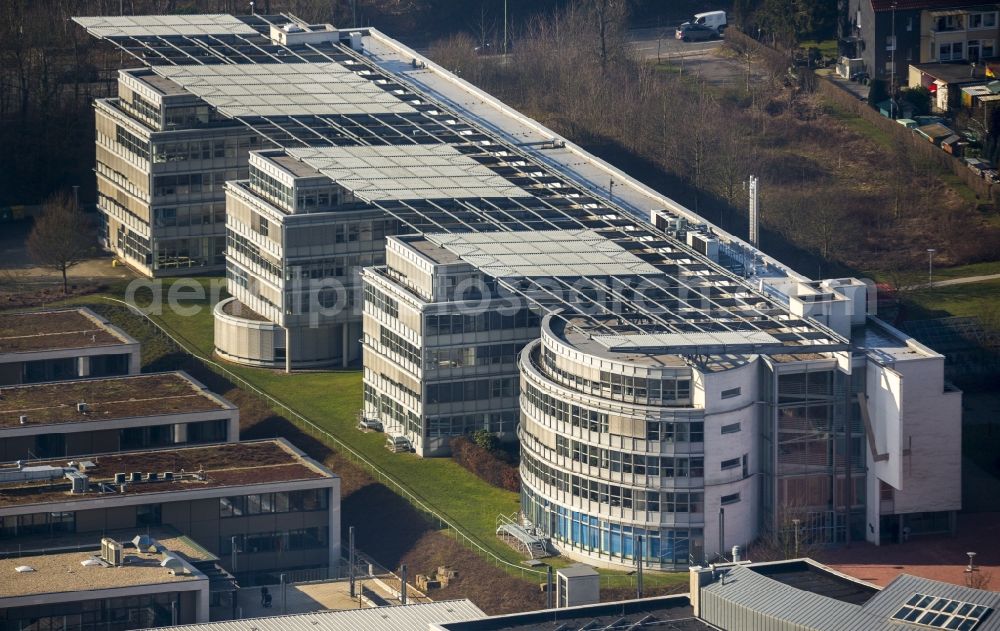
(689, 566, 714, 618)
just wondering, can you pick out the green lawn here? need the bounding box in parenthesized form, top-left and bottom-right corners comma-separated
(924, 260, 1000, 281)
(798, 39, 838, 59)
(904, 278, 1000, 321)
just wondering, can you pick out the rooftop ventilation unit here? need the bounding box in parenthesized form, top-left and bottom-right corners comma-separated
(161, 555, 188, 575)
(133, 534, 158, 553)
(19, 415, 27, 425)
(77, 402, 89, 413)
(0, 464, 66, 484)
(101, 538, 124, 567)
(65, 470, 89, 494)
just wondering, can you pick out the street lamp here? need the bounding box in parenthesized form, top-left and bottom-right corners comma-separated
(927, 248, 936, 286)
(890, 1, 898, 118)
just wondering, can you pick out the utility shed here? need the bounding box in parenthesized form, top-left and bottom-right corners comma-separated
(556, 564, 600, 608)
(916, 123, 955, 145)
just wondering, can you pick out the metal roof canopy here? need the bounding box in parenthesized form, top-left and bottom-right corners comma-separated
(148, 600, 486, 631)
(73, 15, 258, 38)
(154, 63, 416, 117)
(425, 230, 661, 277)
(289, 145, 532, 200)
(75, 13, 850, 356)
(590, 331, 809, 356)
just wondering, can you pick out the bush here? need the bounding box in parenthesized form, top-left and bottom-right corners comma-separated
(450, 436, 520, 493)
(472, 429, 500, 453)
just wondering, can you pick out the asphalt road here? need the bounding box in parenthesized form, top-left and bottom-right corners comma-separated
(627, 26, 721, 61)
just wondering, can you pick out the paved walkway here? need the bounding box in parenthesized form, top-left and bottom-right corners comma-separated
(928, 273, 1000, 288)
(817, 513, 1000, 588)
(902, 273, 1000, 291)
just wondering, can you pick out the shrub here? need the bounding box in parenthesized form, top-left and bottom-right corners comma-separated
(450, 436, 520, 492)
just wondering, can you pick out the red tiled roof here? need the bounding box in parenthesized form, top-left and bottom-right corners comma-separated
(871, 0, 997, 11)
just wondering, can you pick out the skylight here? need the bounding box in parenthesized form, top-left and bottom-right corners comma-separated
(891, 594, 992, 630)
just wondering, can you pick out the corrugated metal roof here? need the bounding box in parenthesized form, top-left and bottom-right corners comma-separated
(864, 574, 1000, 630)
(151, 600, 486, 631)
(702, 564, 1000, 630)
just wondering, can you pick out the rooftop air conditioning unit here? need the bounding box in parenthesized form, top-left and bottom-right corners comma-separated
(101, 538, 124, 566)
(65, 470, 89, 493)
(77, 402, 89, 413)
(19, 415, 27, 425)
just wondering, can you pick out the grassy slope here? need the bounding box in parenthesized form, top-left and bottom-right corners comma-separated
(52, 280, 685, 589)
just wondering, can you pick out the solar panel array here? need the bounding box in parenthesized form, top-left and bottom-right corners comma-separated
(155, 63, 417, 117)
(75, 13, 849, 355)
(891, 594, 992, 630)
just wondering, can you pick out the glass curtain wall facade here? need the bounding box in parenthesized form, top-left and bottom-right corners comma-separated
(93, 69, 261, 277)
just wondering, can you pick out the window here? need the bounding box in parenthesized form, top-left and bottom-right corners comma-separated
(721, 387, 741, 399)
(906, 17, 913, 31)
(970, 11, 997, 29)
(136, 504, 162, 527)
(252, 214, 269, 237)
(721, 493, 741, 505)
(939, 42, 964, 61)
(721, 422, 741, 434)
(721, 457, 741, 470)
(886, 35, 896, 51)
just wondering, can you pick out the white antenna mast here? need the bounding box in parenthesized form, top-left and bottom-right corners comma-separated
(748, 175, 759, 248)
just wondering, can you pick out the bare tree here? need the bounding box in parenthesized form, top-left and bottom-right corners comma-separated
(26, 191, 94, 293)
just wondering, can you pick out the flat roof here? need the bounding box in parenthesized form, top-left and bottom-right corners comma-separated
(0, 308, 134, 354)
(0, 439, 332, 509)
(0, 372, 232, 429)
(437, 596, 714, 631)
(151, 600, 486, 631)
(0, 542, 202, 599)
(73, 14, 257, 38)
(0, 526, 217, 562)
(288, 145, 532, 201)
(124, 68, 189, 97)
(911, 62, 988, 85)
(425, 230, 661, 278)
(749, 560, 879, 606)
(155, 63, 417, 117)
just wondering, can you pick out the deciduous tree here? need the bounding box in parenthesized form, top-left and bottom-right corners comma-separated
(26, 191, 94, 293)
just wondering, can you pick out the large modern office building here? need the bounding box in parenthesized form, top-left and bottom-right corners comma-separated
(76, 14, 962, 570)
(92, 19, 263, 277)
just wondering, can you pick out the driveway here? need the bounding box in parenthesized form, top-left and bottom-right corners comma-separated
(628, 26, 721, 61)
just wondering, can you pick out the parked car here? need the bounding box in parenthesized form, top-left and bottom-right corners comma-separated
(691, 10, 727, 34)
(385, 434, 412, 453)
(357, 417, 383, 432)
(676, 22, 718, 42)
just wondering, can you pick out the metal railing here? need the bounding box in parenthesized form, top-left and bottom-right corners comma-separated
(98, 296, 549, 583)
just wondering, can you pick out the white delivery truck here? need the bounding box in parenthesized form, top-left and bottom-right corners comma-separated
(692, 10, 727, 34)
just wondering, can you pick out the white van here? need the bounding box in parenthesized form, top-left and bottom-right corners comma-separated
(693, 10, 727, 34)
